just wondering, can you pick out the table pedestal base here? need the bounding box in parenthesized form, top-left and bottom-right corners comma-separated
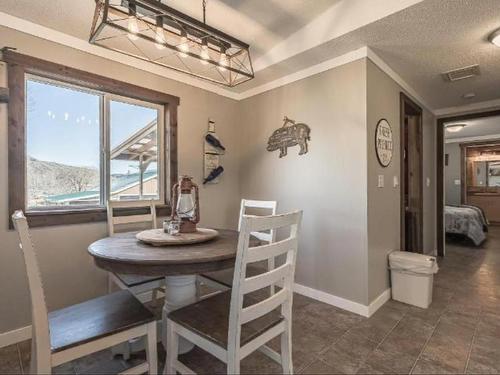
(162, 275, 197, 354)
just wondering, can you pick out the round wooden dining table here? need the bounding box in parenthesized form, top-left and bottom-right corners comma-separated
(88, 229, 240, 354)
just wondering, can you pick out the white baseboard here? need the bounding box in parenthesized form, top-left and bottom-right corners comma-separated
(293, 283, 391, 318)
(367, 288, 392, 317)
(0, 325, 31, 348)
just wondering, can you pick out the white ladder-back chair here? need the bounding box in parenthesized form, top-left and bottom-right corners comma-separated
(12, 211, 158, 375)
(106, 200, 164, 300)
(200, 199, 278, 292)
(166, 210, 302, 375)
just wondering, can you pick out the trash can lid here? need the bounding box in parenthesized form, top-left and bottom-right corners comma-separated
(389, 251, 437, 269)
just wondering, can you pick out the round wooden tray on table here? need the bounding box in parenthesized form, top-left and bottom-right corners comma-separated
(136, 228, 219, 246)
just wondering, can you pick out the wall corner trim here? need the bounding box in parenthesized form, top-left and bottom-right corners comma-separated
(293, 283, 391, 318)
(367, 288, 392, 316)
(365, 48, 435, 115)
(0, 325, 31, 349)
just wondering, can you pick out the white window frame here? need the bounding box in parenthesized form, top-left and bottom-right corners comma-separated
(25, 74, 165, 212)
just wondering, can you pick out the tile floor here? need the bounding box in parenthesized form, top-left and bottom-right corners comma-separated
(1, 228, 499, 374)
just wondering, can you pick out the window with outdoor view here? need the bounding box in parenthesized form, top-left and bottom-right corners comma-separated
(26, 76, 163, 210)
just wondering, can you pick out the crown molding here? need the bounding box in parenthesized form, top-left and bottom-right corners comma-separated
(252, 0, 426, 72)
(435, 98, 500, 117)
(0, 11, 241, 100)
(445, 133, 500, 144)
(238, 47, 369, 100)
(366, 48, 435, 114)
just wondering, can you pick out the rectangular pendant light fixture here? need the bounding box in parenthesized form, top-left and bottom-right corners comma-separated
(89, 0, 254, 87)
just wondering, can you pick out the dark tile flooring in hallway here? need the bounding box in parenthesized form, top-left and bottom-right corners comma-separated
(1, 228, 500, 374)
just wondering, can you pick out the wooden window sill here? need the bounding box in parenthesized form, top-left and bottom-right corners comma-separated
(12, 205, 172, 229)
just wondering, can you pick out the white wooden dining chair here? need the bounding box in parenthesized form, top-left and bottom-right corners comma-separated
(107, 200, 164, 303)
(166, 210, 302, 375)
(199, 199, 278, 293)
(11, 210, 158, 375)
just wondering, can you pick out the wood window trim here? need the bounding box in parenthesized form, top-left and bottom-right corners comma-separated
(399, 92, 424, 253)
(4, 50, 179, 228)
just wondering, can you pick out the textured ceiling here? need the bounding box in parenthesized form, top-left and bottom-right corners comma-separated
(368, 0, 500, 110)
(445, 115, 500, 140)
(0, 0, 335, 62)
(232, 0, 500, 111)
(1, 0, 499, 111)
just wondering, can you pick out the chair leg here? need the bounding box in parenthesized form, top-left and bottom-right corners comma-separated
(152, 288, 159, 307)
(31, 337, 51, 375)
(107, 274, 113, 293)
(281, 324, 293, 374)
(146, 322, 158, 375)
(227, 348, 240, 375)
(164, 320, 178, 375)
(195, 277, 201, 300)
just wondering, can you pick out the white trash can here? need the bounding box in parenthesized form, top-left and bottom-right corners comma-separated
(389, 251, 439, 309)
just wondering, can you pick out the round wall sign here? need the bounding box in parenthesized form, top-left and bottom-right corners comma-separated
(375, 119, 393, 167)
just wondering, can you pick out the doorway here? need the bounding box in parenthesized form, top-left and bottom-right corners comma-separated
(437, 109, 500, 256)
(400, 93, 423, 253)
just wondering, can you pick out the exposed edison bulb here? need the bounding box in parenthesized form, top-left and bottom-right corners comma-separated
(178, 35, 189, 57)
(200, 43, 209, 65)
(127, 17, 139, 40)
(492, 33, 500, 47)
(218, 52, 228, 71)
(155, 26, 166, 50)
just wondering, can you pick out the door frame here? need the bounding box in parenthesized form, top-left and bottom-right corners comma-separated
(400, 93, 424, 253)
(436, 109, 500, 257)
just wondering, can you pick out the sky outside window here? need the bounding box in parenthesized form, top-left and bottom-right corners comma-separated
(26, 79, 101, 208)
(26, 78, 161, 207)
(27, 79, 101, 168)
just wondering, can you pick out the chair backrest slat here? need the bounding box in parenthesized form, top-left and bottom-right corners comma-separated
(240, 288, 287, 324)
(240, 199, 277, 210)
(246, 212, 299, 233)
(246, 237, 297, 264)
(238, 199, 277, 244)
(242, 263, 291, 295)
(112, 214, 155, 226)
(227, 210, 302, 354)
(107, 200, 157, 236)
(11, 211, 51, 370)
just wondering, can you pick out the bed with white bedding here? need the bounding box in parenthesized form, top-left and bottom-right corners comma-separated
(445, 205, 488, 246)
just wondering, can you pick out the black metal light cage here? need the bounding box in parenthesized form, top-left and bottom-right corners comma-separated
(90, 0, 254, 87)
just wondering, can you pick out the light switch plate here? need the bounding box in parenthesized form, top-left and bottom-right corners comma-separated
(393, 176, 399, 188)
(454, 179, 461, 185)
(426, 177, 431, 187)
(378, 175, 384, 188)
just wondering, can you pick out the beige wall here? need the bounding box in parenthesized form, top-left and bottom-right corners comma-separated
(238, 60, 370, 305)
(0, 26, 242, 333)
(366, 60, 436, 302)
(0, 27, 439, 334)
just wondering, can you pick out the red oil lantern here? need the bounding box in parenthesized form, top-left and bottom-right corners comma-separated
(171, 176, 200, 233)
